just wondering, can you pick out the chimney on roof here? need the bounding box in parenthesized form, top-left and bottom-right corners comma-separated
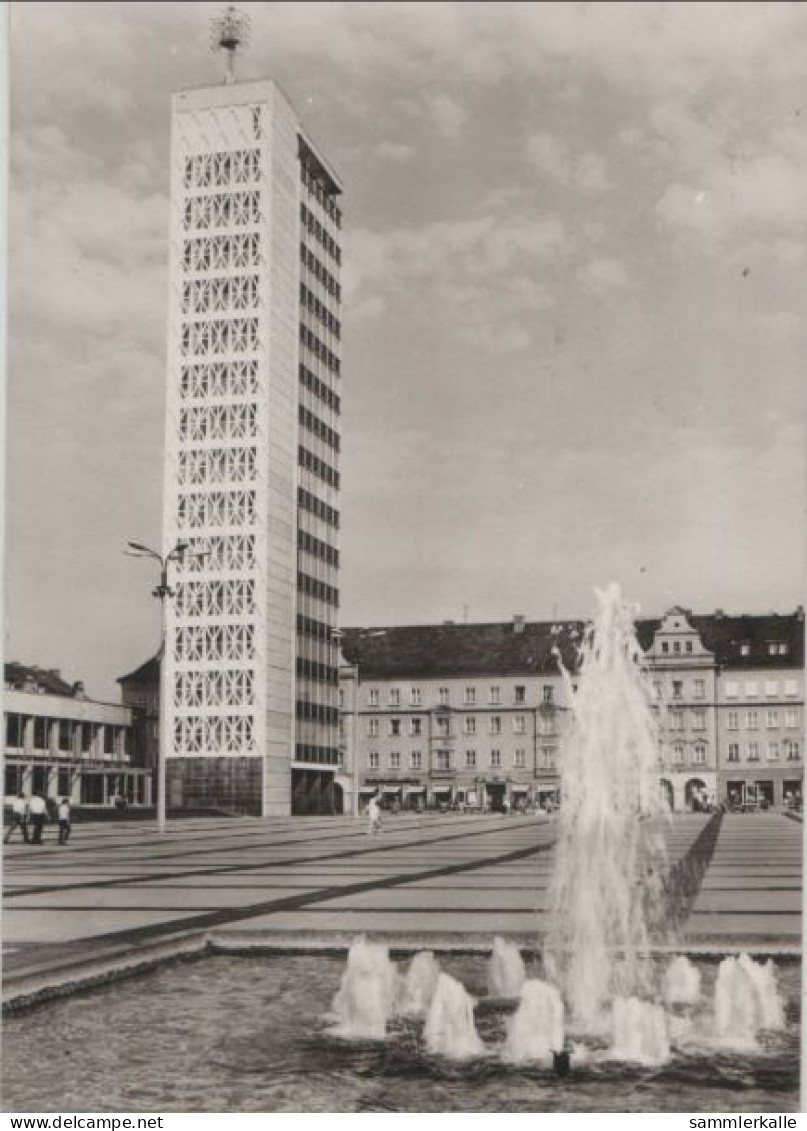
(72, 681, 86, 700)
(797, 605, 804, 622)
(48, 668, 61, 679)
(443, 620, 455, 625)
(714, 609, 725, 619)
(513, 614, 526, 634)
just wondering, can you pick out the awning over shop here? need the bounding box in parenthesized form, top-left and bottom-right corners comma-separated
(359, 786, 378, 795)
(404, 785, 426, 795)
(382, 785, 403, 795)
(432, 785, 452, 795)
(511, 785, 529, 793)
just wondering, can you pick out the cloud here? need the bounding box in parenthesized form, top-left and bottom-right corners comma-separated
(375, 140, 415, 162)
(428, 93, 467, 141)
(525, 132, 611, 195)
(577, 257, 629, 295)
(344, 211, 566, 349)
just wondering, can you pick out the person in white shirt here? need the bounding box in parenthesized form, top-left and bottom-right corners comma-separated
(4, 794, 29, 844)
(58, 798, 72, 845)
(28, 793, 47, 845)
(367, 793, 382, 836)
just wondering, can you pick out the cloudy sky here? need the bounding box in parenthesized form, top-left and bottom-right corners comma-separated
(7, 2, 806, 699)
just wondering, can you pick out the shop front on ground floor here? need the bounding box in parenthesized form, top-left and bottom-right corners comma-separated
(722, 768, 802, 811)
(3, 757, 151, 808)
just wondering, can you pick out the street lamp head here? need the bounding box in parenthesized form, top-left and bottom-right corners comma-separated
(127, 541, 155, 555)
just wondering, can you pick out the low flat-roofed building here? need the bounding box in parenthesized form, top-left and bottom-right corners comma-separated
(3, 663, 151, 807)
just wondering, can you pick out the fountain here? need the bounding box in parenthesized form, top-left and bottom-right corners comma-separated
(503, 979, 564, 1065)
(487, 936, 526, 999)
(610, 996, 670, 1066)
(715, 953, 786, 1046)
(322, 585, 790, 1090)
(663, 955, 701, 1007)
(398, 950, 441, 1018)
(424, 972, 486, 1059)
(544, 584, 671, 1033)
(328, 936, 398, 1040)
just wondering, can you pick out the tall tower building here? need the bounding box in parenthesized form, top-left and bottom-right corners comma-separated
(162, 73, 343, 817)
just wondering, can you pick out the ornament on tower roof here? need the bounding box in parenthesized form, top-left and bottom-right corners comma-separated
(210, 5, 250, 85)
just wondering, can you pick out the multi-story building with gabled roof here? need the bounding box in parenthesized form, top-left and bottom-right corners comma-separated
(341, 607, 804, 813)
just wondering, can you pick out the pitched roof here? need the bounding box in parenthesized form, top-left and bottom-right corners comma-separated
(117, 652, 161, 687)
(340, 621, 586, 679)
(4, 662, 78, 697)
(341, 611, 804, 679)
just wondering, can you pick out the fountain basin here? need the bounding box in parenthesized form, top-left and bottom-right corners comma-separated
(2, 952, 799, 1113)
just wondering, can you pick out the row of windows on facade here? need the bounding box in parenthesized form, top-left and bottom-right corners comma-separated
(654, 677, 802, 700)
(177, 490, 256, 531)
(658, 639, 789, 658)
(5, 716, 127, 755)
(183, 150, 261, 191)
(178, 447, 257, 488)
(366, 749, 555, 771)
(181, 318, 260, 360)
(183, 191, 261, 232)
(724, 678, 800, 699)
(299, 486, 339, 529)
(182, 276, 259, 317)
(300, 283, 341, 340)
(299, 444, 339, 490)
(179, 534, 255, 573)
(174, 624, 254, 662)
(182, 233, 260, 274)
(726, 740, 801, 762)
(300, 162, 342, 228)
(173, 715, 254, 753)
(365, 714, 557, 738)
(300, 324, 341, 376)
(297, 570, 339, 608)
(175, 578, 255, 618)
(300, 404, 340, 453)
(179, 404, 257, 442)
(180, 361, 259, 402)
(300, 202, 341, 265)
(300, 363, 340, 415)
(173, 670, 253, 709)
(298, 529, 339, 568)
(295, 744, 342, 765)
(725, 708, 801, 730)
(301, 243, 341, 302)
(365, 685, 552, 708)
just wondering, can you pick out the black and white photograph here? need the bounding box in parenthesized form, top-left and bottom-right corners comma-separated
(2, 1, 805, 1116)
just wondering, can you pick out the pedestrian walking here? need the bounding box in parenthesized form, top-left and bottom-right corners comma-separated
(58, 797, 72, 845)
(367, 793, 382, 836)
(28, 792, 48, 845)
(4, 793, 29, 844)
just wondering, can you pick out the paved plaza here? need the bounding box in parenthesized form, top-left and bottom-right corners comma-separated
(2, 810, 801, 1006)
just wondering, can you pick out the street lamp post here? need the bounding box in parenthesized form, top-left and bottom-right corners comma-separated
(125, 540, 190, 834)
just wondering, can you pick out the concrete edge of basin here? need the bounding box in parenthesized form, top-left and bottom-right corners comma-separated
(2, 932, 210, 1014)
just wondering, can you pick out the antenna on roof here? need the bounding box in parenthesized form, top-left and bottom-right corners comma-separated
(210, 5, 250, 85)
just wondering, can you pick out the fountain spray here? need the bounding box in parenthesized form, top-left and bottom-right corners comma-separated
(545, 583, 670, 1030)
